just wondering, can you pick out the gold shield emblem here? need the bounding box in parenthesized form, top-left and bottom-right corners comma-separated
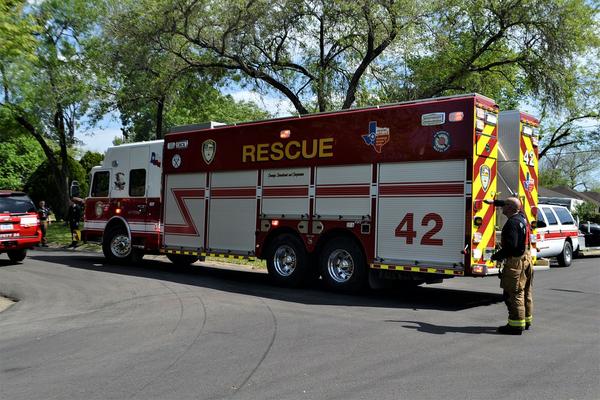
(202, 139, 216, 165)
(480, 165, 491, 192)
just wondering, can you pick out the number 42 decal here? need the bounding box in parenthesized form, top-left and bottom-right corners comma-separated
(523, 150, 535, 167)
(395, 213, 444, 246)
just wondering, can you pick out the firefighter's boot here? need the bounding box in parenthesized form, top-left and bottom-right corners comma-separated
(497, 324, 523, 335)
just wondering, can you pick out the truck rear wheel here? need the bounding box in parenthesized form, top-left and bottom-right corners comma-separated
(557, 241, 573, 267)
(103, 226, 141, 265)
(266, 233, 309, 287)
(167, 254, 198, 266)
(7, 249, 27, 263)
(319, 237, 366, 292)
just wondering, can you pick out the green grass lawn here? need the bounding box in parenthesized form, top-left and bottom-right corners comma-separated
(44, 221, 265, 267)
(45, 222, 101, 252)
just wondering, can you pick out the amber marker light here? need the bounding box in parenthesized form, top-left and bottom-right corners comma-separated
(472, 265, 484, 274)
(449, 111, 464, 122)
(280, 130, 291, 139)
(115, 208, 122, 214)
(271, 219, 280, 227)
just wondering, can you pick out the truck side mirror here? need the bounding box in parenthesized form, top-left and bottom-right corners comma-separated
(70, 181, 80, 198)
(536, 220, 546, 228)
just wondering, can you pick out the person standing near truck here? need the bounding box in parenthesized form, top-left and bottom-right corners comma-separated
(487, 197, 533, 335)
(37, 200, 51, 247)
(66, 198, 82, 248)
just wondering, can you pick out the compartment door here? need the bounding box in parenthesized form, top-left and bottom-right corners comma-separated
(208, 170, 257, 253)
(163, 172, 207, 249)
(376, 160, 466, 266)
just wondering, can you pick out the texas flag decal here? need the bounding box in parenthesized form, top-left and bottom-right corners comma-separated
(362, 121, 390, 153)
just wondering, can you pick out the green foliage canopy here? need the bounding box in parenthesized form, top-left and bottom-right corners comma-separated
(79, 151, 104, 175)
(25, 155, 88, 219)
(574, 202, 600, 224)
(0, 135, 45, 190)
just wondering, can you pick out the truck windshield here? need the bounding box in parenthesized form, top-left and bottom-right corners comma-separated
(91, 171, 110, 197)
(0, 195, 36, 213)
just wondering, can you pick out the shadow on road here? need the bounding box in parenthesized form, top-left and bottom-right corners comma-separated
(28, 252, 504, 312)
(389, 320, 499, 335)
(0, 259, 18, 268)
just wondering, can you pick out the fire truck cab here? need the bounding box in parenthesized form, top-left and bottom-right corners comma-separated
(84, 140, 163, 263)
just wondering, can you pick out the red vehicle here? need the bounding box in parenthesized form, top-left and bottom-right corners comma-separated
(0, 191, 41, 263)
(85, 94, 540, 291)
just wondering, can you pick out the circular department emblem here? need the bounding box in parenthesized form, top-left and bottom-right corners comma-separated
(172, 154, 182, 169)
(433, 131, 451, 152)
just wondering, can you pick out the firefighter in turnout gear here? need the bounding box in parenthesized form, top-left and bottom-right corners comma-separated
(37, 200, 51, 247)
(67, 198, 83, 248)
(486, 197, 533, 335)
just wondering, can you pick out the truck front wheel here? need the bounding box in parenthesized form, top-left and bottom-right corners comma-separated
(103, 226, 141, 265)
(319, 237, 367, 292)
(7, 249, 27, 263)
(266, 234, 309, 287)
(557, 241, 573, 267)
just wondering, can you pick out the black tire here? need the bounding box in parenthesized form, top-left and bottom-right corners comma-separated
(102, 226, 141, 264)
(7, 249, 27, 263)
(557, 241, 573, 267)
(167, 254, 198, 266)
(319, 237, 367, 292)
(266, 233, 309, 287)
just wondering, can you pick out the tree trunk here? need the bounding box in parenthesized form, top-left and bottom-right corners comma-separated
(54, 170, 71, 220)
(156, 96, 165, 140)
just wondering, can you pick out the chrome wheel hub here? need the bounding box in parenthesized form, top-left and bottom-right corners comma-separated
(111, 234, 131, 258)
(273, 245, 296, 277)
(327, 249, 354, 283)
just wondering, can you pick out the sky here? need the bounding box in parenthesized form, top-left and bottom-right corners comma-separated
(76, 89, 294, 154)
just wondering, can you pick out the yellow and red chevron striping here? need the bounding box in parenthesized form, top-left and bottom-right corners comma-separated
(518, 120, 539, 262)
(471, 113, 498, 271)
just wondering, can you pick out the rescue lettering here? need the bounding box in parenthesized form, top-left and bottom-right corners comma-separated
(242, 138, 334, 162)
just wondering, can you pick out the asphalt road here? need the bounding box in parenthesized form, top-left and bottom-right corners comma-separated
(0, 251, 598, 400)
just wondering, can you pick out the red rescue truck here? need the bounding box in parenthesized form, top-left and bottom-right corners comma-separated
(85, 93, 541, 290)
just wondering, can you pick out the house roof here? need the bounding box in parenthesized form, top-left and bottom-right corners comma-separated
(582, 191, 600, 203)
(539, 186, 570, 198)
(539, 186, 600, 206)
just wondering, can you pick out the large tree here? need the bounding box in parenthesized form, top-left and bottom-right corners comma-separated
(539, 144, 600, 190)
(94, 0, 269, 142)
(536, 58, 600, 160)
(143, 0, 596, 113)
(144, 0, 425, 114)
(0, 0, 102, 216)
